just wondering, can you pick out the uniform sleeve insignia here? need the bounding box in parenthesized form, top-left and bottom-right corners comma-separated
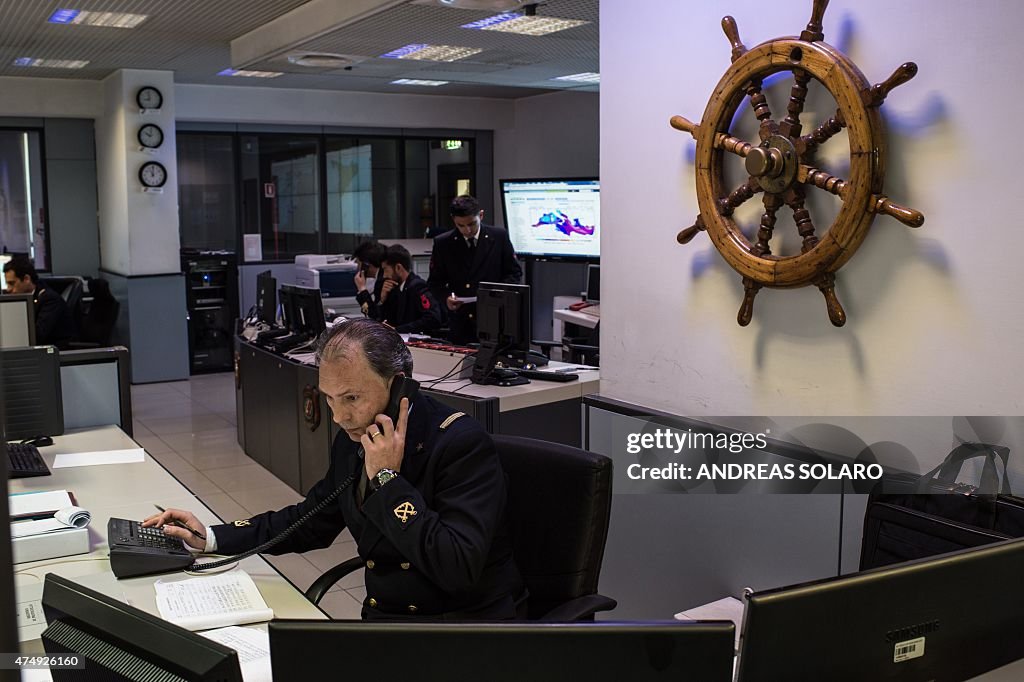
(394, 502, 417, 524)
(233, 519, 252, 527)
(420, 293, 431, 310)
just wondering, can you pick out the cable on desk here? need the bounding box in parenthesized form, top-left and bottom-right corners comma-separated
(16, 556, 111, 582)
(422, 354, 474, 388)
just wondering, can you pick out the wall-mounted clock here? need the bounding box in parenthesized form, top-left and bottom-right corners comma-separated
(137, 123, 164, 149)
(139, 161, 167, 188)
(136, 86, 163, 110)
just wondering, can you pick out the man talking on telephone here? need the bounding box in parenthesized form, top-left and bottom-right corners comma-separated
(145, 318, 525, 620)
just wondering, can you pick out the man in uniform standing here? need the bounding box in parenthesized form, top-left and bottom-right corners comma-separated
(428, 195, 522, 344)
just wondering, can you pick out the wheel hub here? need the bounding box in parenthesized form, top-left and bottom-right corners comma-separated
(746, 134, 798, 194)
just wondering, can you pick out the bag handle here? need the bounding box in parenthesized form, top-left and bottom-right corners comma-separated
(920, 443, 1012, 495)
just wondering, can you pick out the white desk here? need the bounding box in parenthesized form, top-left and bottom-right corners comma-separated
(10, 425, 325, 654)
(551, 295, 599, 363)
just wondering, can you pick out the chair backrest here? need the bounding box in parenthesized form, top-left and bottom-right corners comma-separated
(492, 434, 613, 619)
(41, 276, 86, 335)
(80, 278, 120, 346)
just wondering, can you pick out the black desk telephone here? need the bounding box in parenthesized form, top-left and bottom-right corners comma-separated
(108, 376, 420, 579)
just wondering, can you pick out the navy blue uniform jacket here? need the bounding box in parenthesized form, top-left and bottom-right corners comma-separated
(379, 272, 442, 334)
(427, 224, 522, 343)
(34, 286, 75, 349)
(212, 393, 524, 620)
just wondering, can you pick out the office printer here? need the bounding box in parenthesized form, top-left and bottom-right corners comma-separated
(294, 255, 359, 299)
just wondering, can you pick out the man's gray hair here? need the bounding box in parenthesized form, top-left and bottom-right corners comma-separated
(314, 318, 413, 379)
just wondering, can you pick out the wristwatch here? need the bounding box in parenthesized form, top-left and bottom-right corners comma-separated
(370, 468, 399, 491)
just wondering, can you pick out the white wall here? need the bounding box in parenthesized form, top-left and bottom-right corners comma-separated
(0, 77, 101, 118)
(493, 90, 600, 226)
(175, 83, 515, 130)
(600, 0, 1024, 417)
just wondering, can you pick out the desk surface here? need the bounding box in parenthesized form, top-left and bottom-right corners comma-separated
(10, 426, 324, 653)
(553, 306, 600, 330)
(414, 359, 600, 412)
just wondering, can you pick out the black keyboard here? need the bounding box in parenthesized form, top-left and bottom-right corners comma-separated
(514, 369, 579, 383)
(6, 442, 51, 478)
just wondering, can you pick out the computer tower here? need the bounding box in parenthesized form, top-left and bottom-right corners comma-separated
(181, 251, 238, 374)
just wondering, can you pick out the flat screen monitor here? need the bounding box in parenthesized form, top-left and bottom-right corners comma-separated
(41, 574, 242, 682)
(270, 620, 736, 682)
(500, 178, 600, 260)
(586, 264, 600, 303)
(0, 293, 36, 348)
(255, 270, 277, 325)
(737, 537, 1024, 682)
(280, 284, 326, 337)
(2, 345, 63, 442)
(476, 282, 531, 358)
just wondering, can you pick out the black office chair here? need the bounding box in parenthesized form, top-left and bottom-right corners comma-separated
(533, 321, 600, 367)
(69, 278, 120, 348)
(305, 434, 617, 621)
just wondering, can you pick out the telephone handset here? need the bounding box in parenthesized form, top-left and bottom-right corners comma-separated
(109, 374, 421, 579)
(382, 375, 419, 426)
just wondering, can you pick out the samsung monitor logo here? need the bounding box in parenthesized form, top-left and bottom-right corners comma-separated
(885, 620, 940, 643)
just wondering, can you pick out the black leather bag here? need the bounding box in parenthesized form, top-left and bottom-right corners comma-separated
(860, 443, 1024, 570)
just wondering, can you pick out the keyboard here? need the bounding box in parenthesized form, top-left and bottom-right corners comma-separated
(514, 369, 579, 383)
(6, 442, 51, 478)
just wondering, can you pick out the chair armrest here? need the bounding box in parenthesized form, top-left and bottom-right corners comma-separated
(304, 556, 364, 605)
(538, 593, 617, 622)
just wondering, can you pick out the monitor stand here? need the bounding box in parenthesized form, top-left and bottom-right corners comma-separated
(472, 341, 530, 386)
(497, 349, 549, 368)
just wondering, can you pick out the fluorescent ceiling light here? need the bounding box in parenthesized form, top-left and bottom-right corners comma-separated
(435, 0, 533, 9)
(13, 57, 89, 69)
(380, 44, 483, 62)
(48, 9, 148, 28)
(462, 13, 587, 35)
(392, 78, 449, 86)
(552, 71, 600, 83)
(218, 68, 283, 78)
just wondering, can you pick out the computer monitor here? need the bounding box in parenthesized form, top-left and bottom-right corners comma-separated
(255, 270, 277, 325)
(737, 537, 1024, 682)
(2, 345, 64, 442)
(586, 264, 600, 304)
(472, 281, 540, 383)
(500, 178, 600, 260)
(0, 293, 36, 348)
(280, 284, 326, 337)
(41, 574, 243, 682)
(270, 620, 736, 682)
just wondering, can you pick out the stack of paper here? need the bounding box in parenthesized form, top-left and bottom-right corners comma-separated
(201, 626, 272, 682)
(154, 571, 274, 632)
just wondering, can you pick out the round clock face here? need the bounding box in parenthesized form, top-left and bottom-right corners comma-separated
(137, 123, 164, 149)
(139, 161, 167, 188)
(136, 86, 163, 110)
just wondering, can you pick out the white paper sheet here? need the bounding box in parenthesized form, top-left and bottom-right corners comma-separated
(155, 571, 274, 632)
(201, 626, 272, 682)
(52, 448, 145, 469)
(8, 490, 73, 518)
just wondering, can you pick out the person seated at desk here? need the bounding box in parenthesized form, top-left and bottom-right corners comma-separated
(378, 244, 442, 334)
(3, 255, 75, 349)
(353, 239, 386, 320)
(146, 318, 526, 621)
(428, 195, 522, 344)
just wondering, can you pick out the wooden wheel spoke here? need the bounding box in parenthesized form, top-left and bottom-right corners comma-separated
(676, 215, 707, 244)
(799, 110, 846, 155)
(800, 165, 924, 227)
(718, 177, 763, 216)
(779, 69, 812, 138)
(784, 186, 819, 252)
(799, 165, 850, 199)
(753, 194, 783, 256)
(716, 132, 754, 157)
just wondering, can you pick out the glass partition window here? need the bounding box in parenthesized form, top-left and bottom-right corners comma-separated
(240, 135, 320, 261)
(177, 133, 237, 251)
(325, 137, 399, 253)
(0, 129, 47, 269)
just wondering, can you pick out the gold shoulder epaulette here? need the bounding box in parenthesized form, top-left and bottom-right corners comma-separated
(439, 412, 466, 430)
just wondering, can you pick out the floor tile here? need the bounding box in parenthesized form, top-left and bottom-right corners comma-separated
(344, 585, 366, 603)
(303, 542, 362, 587)
(203, 463, 284, 493)
(159, 428, 240, 454)
(142, 413, 232, 436)
(317, 590, 364, 619)
(228, 485, 304, 514)
(196, 491, 251, 522)
(134, 433, 173, 455)
(150, 449, 198, 478)
(168, 469, 223, 496)
(264, 554, 325, 593)
(179, 449, 256, 472)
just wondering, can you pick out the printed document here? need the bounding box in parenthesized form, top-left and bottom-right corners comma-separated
(155, 571, 273, 631)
